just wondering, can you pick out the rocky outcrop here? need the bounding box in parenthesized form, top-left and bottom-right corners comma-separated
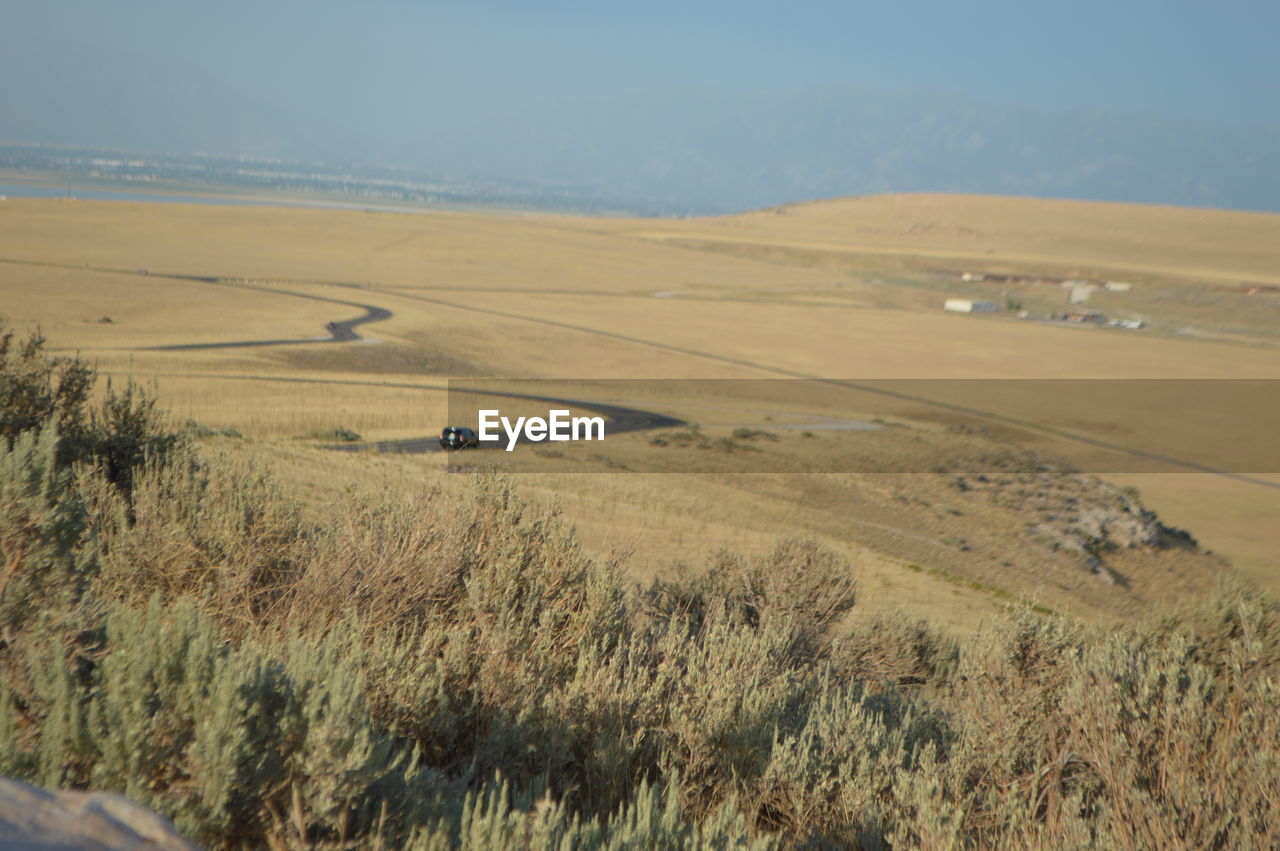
(952, 470, 1198, 581)
(0, 776, 198, 850)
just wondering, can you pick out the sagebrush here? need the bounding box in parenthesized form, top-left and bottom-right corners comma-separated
(1, 324, 1277, 849)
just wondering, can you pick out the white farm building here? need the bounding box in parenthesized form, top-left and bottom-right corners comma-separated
(944, 299, 998, 314)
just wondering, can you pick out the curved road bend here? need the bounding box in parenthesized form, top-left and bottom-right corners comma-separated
(102, 269, 683, 450)
(130, 372, 684, 455)
(103, 267, 1277, 485)
(328, 390, 685, 454)
(135, 275, 392, 350)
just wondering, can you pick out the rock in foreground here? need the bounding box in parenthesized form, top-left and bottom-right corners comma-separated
(0, 777, 198, 851)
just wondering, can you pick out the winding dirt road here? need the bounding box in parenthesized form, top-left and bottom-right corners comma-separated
(141, 277, 391, 350)
(18, 258, 1271, 480)
(93, 269, 687, 452)
(330, 390, 684, 454)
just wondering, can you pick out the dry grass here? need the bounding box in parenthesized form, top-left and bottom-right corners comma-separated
(614, 193, 1280, 286)
(0, 263, 336, 350)
(446, 289, 1280, 379)
(1, 194, 1277, 620)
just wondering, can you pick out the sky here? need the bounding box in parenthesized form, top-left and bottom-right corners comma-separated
(6, 0, 1279, 139)
(4, 1, 1278, 213)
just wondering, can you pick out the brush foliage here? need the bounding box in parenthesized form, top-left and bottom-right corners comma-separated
(1, 328, 1277, 848)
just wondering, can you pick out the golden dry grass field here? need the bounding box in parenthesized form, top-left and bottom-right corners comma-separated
(2, 193, 1277, 629)
(617, 193, 1280, 285)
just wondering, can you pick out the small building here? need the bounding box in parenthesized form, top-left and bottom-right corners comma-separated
(1105, 281, 1132, 292)
(945, 298, 998, 314)
(960, 272, 986, 282)
(1068, 284, 1093, 305)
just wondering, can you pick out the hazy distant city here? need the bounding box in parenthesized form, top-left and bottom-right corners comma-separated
(0, 143, 673, 215)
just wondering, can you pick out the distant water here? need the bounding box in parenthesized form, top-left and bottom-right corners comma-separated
(0, 181, 428, 214)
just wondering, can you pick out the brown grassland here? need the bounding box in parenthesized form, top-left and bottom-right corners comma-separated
(1, 193, 1279, 847)
(1, 194, 1277, 613)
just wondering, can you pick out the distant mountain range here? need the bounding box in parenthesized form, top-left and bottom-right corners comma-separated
(3, 41, 1277, 215)
(410, 88, 1280, 214)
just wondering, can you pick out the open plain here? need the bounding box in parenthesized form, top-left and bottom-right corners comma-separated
(2, 193, 1278, 627)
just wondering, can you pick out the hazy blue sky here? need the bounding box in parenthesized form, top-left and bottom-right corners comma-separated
(6, 0, 1279, 137)
(5, 0, 1278, 212)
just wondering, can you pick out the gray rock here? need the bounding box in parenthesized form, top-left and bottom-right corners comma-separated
(0, 776, 199, 850)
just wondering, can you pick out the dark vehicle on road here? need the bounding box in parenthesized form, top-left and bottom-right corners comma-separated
(439, 426, 479, 450)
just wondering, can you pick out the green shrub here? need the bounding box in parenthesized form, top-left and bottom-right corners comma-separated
(731, 428, 779, 442)
(0, 322, 93, 452)
(2, 333, 1279, 848)
(0, 424, 95, 633)
(299, 427, 362, 443)
(1, 320, 181, 498)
